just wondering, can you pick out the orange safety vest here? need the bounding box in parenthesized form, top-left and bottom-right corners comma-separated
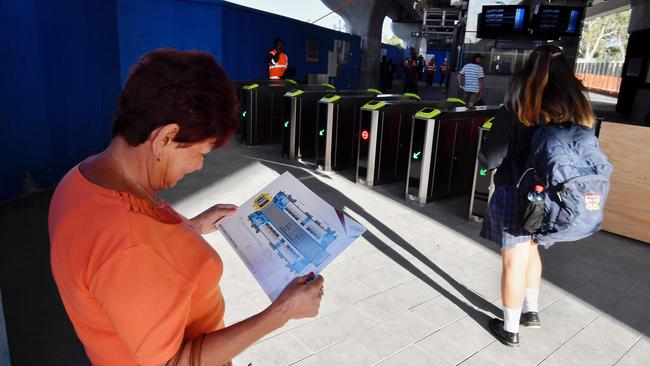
(268, 49, 288, 79)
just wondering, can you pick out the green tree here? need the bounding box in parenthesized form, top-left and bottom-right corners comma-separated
(578, 10, 630, 60)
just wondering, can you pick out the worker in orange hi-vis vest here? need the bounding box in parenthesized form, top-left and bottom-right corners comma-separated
(268, 38, 288, 80)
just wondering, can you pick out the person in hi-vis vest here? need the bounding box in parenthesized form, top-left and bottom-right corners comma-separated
(268, 38, 288, 80)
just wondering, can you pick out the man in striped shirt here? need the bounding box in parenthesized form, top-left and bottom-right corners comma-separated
(458, 53, 485, 107)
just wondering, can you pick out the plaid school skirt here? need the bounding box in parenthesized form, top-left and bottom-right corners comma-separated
(480, 185, 534, 249)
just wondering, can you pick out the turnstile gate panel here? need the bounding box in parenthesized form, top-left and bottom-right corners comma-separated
(406, 106, 498, 205)
(283, 89, 380, 161)
(316, 93, 418, 171)
(356, 100, 446, 187)
(240, 82, 332, 146)
(469, 123, 496, 221)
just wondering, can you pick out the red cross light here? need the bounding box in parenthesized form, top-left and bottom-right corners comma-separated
(361, 130, 369, 140)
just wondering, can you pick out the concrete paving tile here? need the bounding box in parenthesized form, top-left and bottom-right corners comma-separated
(353, 278, 441, 322)
(234, 331, 312, 366)
(352, 311, 438, 360)
(377, 345, 449, 366)
(290, 306, 378, 352)
(448, 250, 501, 281)
(220, 271, 264, 299)
(355, 264, 416, 293)
(458, 349, 505, 366)
(291, 338, 378, 366)
(615, 332, 650, 366)
(537, 282, 568, 310)
(319, 257, 383, 288)
(543, 259, 603, 291)
(410, 296, 468, 330)
(541, 314, 643, 366)
(416, 316, 495, 365)
(224, 294, 262, 325)
(244, 288, 272, 312)
(318, 279, 377, 316)
(465, 269, 501, 302)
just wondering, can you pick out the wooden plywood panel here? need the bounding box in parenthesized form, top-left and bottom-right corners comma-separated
(599, 122, 650, 243)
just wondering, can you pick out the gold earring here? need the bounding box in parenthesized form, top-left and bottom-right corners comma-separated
(155, 153, 161, 161)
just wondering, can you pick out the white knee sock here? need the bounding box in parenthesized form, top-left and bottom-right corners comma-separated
(503, 306, 521, 333)
(523, 288, 540, 313)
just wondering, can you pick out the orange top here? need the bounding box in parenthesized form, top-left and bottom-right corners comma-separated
(268, 49, 288, 79)
(49, 165, 228, 366)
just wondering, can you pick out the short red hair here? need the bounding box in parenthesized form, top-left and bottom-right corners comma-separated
(112, 48, 239, 149)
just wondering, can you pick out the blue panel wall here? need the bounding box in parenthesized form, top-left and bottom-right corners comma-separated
(117, 0, 360, 89)
(220, 1, 361, 89)
(117, 0, 224, 84)
(0, 0, 121, 202)
(382, 43, 406, 81)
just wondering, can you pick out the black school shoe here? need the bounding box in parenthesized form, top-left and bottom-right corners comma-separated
(520, 312, 541, 328)
(489, 318, 520, 347)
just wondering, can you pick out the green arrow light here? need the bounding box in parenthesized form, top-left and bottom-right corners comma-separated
(284, 121, 289, 128)
(479, 168, 488, 176)
(412, 151, 421, 160)
(242, 111, 247, 117)
(319, 129, 325, 136)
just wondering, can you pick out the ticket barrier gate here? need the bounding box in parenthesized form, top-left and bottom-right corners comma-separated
(282, 89, 381, 160)
(240, 81, 334, 145)
(315, 93, 420, 171)
(356, 99, 452, 187)
(469, 121, 496, 221)
(405, 106, 499, 205)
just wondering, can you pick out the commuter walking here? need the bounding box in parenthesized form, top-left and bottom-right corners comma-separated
(388, 58, 396, 90)
(417, 55, 425, 81)
(379, 55, 391, 92)
(403, 58, 419, 94)
(440, 58, 449, 87)
(425, 58, 436, 87)
(268, 38, 288, 79)
(458, 53, 484, 106)
(478, 45, 611, 347)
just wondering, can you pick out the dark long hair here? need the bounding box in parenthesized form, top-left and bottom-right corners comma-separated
(507, 45, 595, 128)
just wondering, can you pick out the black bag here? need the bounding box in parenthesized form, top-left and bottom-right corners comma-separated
(522, 199, 544, 233)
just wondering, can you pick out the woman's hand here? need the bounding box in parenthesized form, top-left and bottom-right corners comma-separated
(190, 204, 237, 235)
(267, 273, 324, 326)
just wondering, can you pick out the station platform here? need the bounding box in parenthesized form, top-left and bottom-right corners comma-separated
(2, 139, 649, 366)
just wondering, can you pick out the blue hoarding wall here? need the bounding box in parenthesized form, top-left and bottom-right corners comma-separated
(117, 0, 224, 84)
(116, 0, 361, 88)
(0, 0, 362, 201)
(0, 0, 121, 202)
(220, 2, 361, 88)
(381, 43, 407, 81)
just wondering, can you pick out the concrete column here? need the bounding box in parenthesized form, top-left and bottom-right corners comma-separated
(322, 0, 391, 88)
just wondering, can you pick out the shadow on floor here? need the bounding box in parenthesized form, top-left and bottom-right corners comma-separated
(258, 160, 502, 334)
(0, 190, 90, 366)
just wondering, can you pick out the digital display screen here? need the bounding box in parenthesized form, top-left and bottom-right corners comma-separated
(533, 5, 584, 37)
(478, 5, 528, 38)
